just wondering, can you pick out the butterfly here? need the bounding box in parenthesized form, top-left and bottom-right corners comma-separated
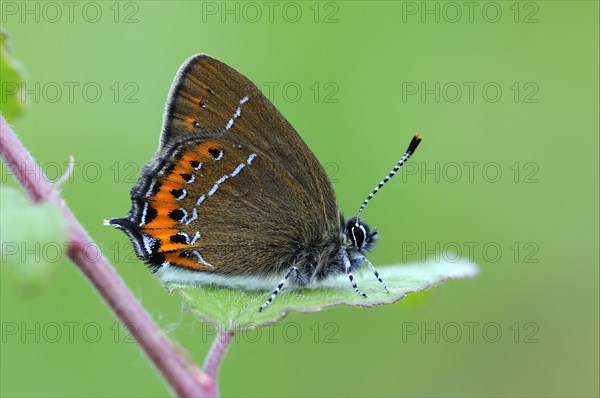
(108, 55, 422, 311)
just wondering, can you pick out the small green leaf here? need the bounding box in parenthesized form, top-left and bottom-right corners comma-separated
(167, 260, 478, 331)
(0, 186, 68, 291)
(0, 28, 27, 123)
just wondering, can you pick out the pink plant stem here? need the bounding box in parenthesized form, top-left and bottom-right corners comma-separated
(204, 330, 234, 380)
(0, 116, 217, 397)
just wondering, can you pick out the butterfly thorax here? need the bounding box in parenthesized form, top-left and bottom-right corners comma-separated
(292, 216, 379, 284)
(287, 228, 345, 283)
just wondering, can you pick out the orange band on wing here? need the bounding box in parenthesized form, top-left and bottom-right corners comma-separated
(164, 251, 212, 270)
(197, 141, 222, 158)
(141, 202, 179, 230)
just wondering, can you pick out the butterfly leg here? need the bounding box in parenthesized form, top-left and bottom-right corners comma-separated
(259, 266, 299, 312)
(343, 251, 367, 298)
(361, 256, 389, 293)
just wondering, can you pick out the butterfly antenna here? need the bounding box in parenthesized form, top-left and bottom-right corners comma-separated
(356, 134, 423, 219)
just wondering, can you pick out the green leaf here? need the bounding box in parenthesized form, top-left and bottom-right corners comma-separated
(0, 28, 27, 123)
(166, 260, 478, 332)
(0, 186, 68, 291)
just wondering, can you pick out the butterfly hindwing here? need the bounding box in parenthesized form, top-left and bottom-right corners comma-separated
(112, 131, 340, 275)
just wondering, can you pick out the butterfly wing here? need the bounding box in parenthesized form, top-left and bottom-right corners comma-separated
(110, 55, 342, 279)
(161, 54, 337, 224)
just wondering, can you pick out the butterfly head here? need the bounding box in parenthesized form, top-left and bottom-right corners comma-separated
(344, 217, 377, 253)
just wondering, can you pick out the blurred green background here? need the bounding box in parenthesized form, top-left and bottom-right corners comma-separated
(1, 1, 598, 397)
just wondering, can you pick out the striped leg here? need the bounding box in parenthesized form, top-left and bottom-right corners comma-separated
(344, 251, 367, 298)
(259, 266, 298, 312)
(362, 256, 389, 293)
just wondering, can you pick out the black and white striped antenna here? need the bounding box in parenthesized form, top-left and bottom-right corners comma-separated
(355, 134, 423, 220)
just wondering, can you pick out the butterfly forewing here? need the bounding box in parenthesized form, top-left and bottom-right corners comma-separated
(162, 55, 338, 223)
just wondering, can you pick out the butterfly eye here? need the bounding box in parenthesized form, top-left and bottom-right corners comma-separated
(351, 225, 366, 249)
(345, 218, 370, 251)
